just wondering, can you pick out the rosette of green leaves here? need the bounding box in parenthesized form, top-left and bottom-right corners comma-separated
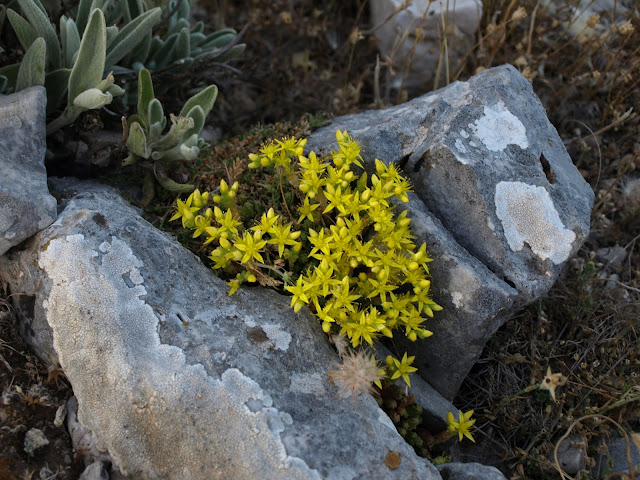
(123, 67, 217, 192)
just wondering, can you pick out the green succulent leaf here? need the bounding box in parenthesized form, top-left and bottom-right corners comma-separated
(179, 84, 218, 120)
(155, 172, 194, 193)
(215, 44, 246, 63)
(73, 87, 112, 109)
(174, 27, 190, 61)
(17, 0, 61, 69)
(16, 36, 46, 91)
(183, 105, 205, 138)
(75, 0, 101, 35)
(152, 114, 193, 151)
(68, 8, 106, 104)
(150, 33, 178, 67)
(136, 67, 155, 127)
(104, 7, 161, 69)
(0, 64, 21, 92)
(60, 16, 81, 69)
(123, 0, 145, 23)
(105, 25, 119, 46)
(7, 9, 38, 52)
(147, 98, 165, 127)
(126, 121, 149, 159)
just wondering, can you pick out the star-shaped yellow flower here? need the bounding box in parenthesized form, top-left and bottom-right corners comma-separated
(447, 410, 476, 442)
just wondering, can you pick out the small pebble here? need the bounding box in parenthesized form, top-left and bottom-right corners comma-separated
(54, 402, 68, 427)
(24, 428, 49, 454)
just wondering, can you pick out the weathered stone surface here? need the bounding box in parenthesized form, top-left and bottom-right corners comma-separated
(307, 65, 593, 397)
(391, 195, 517, 399)
(437, 462, 507, 480)
(0, 87, 57, 256)
(79, 461, 109, 480)
(594, 434, 640, 479)
(0, 179, 442, 480)
(370, 0, 482, 89)
(552, 434, 587, 475)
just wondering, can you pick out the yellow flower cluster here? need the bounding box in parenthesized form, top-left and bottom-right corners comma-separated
(172, 130, 442, 387)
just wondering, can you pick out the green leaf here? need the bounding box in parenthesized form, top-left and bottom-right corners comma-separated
(60, 16, 80, 68)
(105, 25, 119, 46)
(104, 7, 161, 69)
(214, 44, 245, 63)
(44, 67, 70, 113)
(179, 84, 217, 119)
(16, 36, 46, 91)
(174, 27, 190, 61)
(150, 33, 178, 67)
(0, 64, 20, 91)
(7, 9, 38, 51)
(136, 68, 154, 127)
(17, 0, 61, 69)
(0, 76, 8, 93)
(75, 0, 101, 35)
(152, 114, 193, 151)
(183, 105, 205, 138)
(126, 121, 149, 158)
(72, 87, 112, 109)
(147, 98, 164, 126)
(68, 8, 106, 104)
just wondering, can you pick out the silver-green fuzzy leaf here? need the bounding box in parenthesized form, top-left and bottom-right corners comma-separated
(127, 121, 149, 159)
(17, 0, 61, 69)
(7, 9, 37, 52)
(68, 8, 106, 104)
(16, 36, 46, 91)
(105, 7, 161, 69)
(179, 84, 218, 120)
(60, 16, 81, 69)
(73, 87, 112, 109)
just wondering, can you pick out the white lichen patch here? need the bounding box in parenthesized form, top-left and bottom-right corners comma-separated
(495, 182, 576, 264)
(459, 129, 469, 139)
(289, 372, 326, 396)
(451, 291, 464, 309)
(474, 103, 528, 152)
(454, 139, 467, 154)
(38, 233, 319, 479)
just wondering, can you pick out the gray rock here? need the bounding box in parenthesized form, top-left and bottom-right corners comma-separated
(79, 461, 110, 480)
(594, 434, 640, 479)
(307, 65, 593, 397)
(437, 462, 507, 480)
(552, 434, 587, 475)
(0, 179, 441, 480)
(24, 428, 49, 454)
(370, 0, 482, 90)
(0, 87, 57, 256)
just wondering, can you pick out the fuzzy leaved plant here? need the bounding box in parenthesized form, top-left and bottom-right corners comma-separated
(123, 67, 217, 193)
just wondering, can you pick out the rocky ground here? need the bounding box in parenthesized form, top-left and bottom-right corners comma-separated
(1, 0, 639, 478)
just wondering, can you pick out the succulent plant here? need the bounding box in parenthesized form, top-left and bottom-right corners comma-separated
(123, 67, 217, 193)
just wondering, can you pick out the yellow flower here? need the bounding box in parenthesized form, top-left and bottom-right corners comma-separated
(386, 352, 417, 387)
(446, 410, 476, 442)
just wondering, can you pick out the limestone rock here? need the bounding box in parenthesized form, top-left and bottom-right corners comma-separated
(307, 65, 593, 398)
(370, 0, 482, 89)
(0, 87, 57, 256)
(437, 462, 507, 480)
(0, 179, 441, 480)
